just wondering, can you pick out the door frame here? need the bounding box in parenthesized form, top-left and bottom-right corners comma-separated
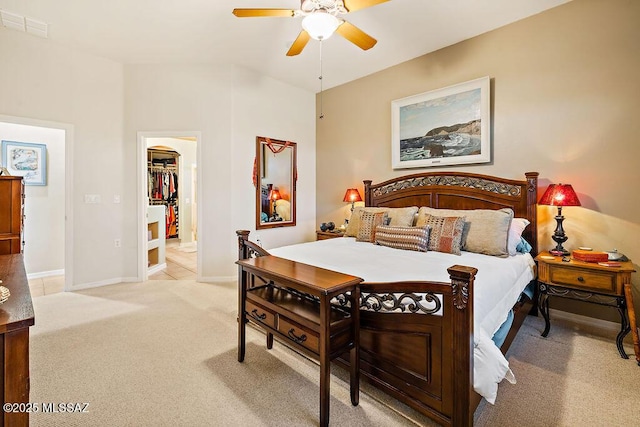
(0, 114, 74, 290)
(137, 131, 202, 281)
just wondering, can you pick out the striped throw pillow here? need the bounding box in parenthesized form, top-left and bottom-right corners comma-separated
(374, 225, 430, 252)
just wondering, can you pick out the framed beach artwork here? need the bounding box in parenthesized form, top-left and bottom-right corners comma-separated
(1, 140, 47, 185)
(391, 76, 490, 169)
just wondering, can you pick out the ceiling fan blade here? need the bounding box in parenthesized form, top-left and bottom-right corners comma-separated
(343, 0, 390, 13)
(232, 8, 295, 18)
(335, 21, 377, 50)
(286, 30, 311, 56)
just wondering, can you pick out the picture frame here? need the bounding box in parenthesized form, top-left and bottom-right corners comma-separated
(391, 76, 490, 169)
(1, 140, 48, 185)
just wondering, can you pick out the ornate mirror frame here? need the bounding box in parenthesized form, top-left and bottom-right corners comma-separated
(255, 136, 297, 230)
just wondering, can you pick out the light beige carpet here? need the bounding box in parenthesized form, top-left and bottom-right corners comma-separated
(29, 280, 639, 426)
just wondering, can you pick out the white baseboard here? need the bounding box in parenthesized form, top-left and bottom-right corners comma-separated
(148, 263, 167, 276)
(69, 276, 139, 291)
(27, 269, 64, 280)
(548, 308, 621, 333)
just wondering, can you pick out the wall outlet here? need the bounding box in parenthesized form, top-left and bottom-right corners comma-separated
(114, 238, 121, 248)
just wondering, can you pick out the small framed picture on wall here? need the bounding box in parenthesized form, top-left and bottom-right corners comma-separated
(1, 140, 48, 185)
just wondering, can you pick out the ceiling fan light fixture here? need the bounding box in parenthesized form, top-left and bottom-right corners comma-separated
(302, 11, 341, 40)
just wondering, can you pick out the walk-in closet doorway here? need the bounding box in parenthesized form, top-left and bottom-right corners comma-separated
(137, 131, 201, 282)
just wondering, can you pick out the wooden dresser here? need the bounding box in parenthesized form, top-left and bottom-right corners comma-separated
(0, 254, 34, 427)
(0, 177, 24, 255)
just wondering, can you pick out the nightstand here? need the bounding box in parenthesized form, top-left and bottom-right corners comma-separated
(316, 230, 345, 241)
(535, 251, 636, 358)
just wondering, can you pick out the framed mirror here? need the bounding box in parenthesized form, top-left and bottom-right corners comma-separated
(255, 136, 297, 229)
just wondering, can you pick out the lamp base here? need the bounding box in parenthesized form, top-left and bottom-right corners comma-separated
(549, 249, 570, 257)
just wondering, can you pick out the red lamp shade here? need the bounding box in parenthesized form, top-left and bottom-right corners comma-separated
(538, 184, 581, 207)
(268, 189, 281, 202)
(342, 188, 362, 203)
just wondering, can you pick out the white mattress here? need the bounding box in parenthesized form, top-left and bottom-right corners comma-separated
(269, 237, 536, 404)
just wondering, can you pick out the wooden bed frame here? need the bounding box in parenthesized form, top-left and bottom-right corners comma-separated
(237, 171, 539, 426)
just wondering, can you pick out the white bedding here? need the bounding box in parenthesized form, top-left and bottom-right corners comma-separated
(269, 237, 536, 404)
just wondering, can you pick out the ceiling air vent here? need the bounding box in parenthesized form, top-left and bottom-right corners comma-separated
(26, 17, 48, 38)
(0, 10, 48, 38)
(0, 10, 26, 32)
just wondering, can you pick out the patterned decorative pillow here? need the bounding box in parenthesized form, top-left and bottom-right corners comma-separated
(345, 206, 418, 237)
(356, 211, 388, 242)
(374, 225, 430, 252)
(422, 214, 466, 255)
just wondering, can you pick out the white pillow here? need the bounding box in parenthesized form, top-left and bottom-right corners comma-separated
(275, 199, 291, 221)
(507, 218, 530, 256)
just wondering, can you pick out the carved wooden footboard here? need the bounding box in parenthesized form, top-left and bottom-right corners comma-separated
(356, 274, 478, 427)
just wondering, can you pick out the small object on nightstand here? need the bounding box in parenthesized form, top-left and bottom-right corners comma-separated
(605, 249, 626, 261)
(572, 249, 608, 263)
(598, 261, 622, 268)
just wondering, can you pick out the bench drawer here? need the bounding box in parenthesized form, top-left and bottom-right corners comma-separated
(246, 300, 276, 329)
(278, 317, 319, 353)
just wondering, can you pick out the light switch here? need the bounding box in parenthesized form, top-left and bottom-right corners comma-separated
(84, 194, 101, 204)
(113, 195, 121, 203)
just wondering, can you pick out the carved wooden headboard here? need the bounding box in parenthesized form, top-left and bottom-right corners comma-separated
(364, 172, 539, 255)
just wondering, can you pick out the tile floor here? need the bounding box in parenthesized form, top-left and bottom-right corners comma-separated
(28, 275, 65, 298)
(149, 240, 197, 281)
(28, 240, 197, 298)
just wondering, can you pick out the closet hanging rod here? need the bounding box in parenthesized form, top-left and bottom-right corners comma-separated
(149, 165, 177, 171)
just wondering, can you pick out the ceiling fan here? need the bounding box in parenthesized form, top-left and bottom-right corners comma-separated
(232, 0, 389, 56)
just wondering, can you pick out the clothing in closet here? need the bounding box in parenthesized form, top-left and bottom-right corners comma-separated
(148, 169, 178, 202)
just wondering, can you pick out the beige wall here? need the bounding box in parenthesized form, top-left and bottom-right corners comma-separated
(316, 0, 640, 320)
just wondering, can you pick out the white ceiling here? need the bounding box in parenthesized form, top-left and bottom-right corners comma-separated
(0, 0, 570, 93)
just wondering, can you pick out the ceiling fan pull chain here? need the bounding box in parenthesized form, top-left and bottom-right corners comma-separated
(319, 39, 324, 119)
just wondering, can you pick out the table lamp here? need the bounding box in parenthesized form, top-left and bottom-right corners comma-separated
(343, 188, 362, 213)
(539, 183, 581, 256)
(269, 188, 281, 220)
(341, 188, 362, 230)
